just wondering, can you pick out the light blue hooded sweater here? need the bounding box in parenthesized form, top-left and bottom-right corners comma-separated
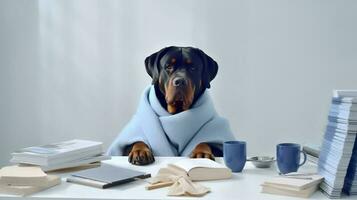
(107, 86, 235, 156)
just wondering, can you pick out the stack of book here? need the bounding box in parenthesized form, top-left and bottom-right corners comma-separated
(10, 139, 110, 172)
(261, 173, 324, 198)
(0, 165, 60, 196)
(318, 90, 357, 198)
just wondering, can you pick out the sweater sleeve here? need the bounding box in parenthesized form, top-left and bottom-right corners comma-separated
(180, 116, 236, 156)
(106, 115, 150, 156)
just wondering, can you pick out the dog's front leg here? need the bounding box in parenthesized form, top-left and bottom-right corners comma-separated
(128, 141, 155, 165)
(190, 143, 215, 160)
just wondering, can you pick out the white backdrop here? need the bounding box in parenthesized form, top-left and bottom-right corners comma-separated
(1, 0, 357, 166)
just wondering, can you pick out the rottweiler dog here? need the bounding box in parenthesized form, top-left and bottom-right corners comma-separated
(126, 46, 218, 165)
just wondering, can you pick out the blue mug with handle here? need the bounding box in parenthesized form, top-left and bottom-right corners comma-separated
(223, 141, 246, 172)
(276, 143, 307, 174)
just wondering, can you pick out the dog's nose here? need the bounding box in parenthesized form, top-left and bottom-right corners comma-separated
(173, 77, 187, 87)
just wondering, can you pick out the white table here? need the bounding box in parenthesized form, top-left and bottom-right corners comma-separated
(0, 157, 353, 200)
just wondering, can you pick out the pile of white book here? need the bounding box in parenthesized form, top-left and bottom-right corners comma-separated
(261, 173, 324, 198)
(10, 139, 110, 172)
(318, 90, 357, 198)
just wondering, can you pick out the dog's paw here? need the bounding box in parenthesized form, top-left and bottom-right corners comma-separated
(190, 151, 215, 160)
(128, 142, 155, 165)
(128, 149, 155, 165)
(190, 143, 215, 160)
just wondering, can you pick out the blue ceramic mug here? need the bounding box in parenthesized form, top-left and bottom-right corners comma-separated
(276, 143, 307, 174)
(223, 141, 246, 172)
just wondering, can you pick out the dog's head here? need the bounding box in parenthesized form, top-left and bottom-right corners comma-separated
(145, 46, 218, 114)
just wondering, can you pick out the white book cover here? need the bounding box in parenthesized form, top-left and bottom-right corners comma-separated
(11, 140, 103, 166)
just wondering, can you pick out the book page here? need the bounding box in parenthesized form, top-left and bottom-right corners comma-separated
(171, 158, 227, 172)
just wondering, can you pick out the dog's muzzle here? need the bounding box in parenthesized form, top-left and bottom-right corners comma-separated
(165, 75, 195, 114)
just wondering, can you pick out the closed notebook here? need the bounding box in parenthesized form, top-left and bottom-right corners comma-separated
(261, 174, 324, 198)
(261, 184, 319, 198)
(263, 174, 324, 191)
(67, 163, 150, 189)
(168, 158, 232, 181)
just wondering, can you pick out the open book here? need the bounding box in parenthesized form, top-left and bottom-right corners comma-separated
(146, 158, 231, 195)
(168, 158, 232, 181)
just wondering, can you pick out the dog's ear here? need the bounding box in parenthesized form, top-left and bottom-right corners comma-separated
(197, 49, 218, 89)
(145, 51, 160, 85)
(145, 47, 172, 85)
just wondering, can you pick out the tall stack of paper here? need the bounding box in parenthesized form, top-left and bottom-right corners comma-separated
(318, 90, 357, 198)
(10, 140, 110, 172)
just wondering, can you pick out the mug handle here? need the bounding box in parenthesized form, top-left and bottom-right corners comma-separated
(299, 150, 307, 166)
